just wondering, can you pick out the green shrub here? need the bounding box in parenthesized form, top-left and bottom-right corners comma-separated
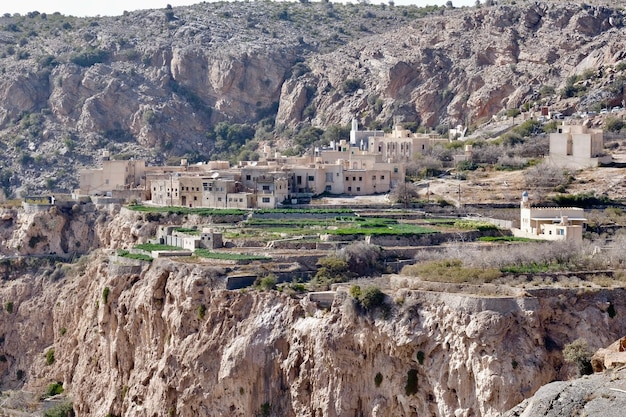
(255, 274, 277, 291)
(453, 220, 498, 231)
(44, 382, 64, 397)
(70, 48, 109, 67)
(260, 402, 271, 417)
(102, 287, 110, 304)
(342, 78, 363, 94)
(45, 348, 55, 366)
(405, 369, 419, 395)
(197, 304, 206, 320)
(313, 256, 351, 287)
(59, 327, 67, 336)
(563, 338, 593, 376)
(374, 372, 383, 387)
(416, 351, 425, 365)
(359, 286, 386, 310)
(4, 301, 13, 313)
(401, 259, 502, 284)
(134, 243, 182, 252)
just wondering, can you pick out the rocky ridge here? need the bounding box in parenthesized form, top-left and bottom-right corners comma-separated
(0, 1, 624, 193)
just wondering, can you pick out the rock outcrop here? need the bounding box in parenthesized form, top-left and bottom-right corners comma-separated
(503, 367, 626, 417)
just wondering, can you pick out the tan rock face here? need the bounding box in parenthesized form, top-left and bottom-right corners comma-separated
(2, 232, 626, 417)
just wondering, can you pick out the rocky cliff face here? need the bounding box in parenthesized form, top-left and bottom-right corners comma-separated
(1, 206, 626, 417)
(0, 2, 624, 194)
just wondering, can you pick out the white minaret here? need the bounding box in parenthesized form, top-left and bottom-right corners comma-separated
(521, 191, 530, 208)
(350, 118, 358, 145)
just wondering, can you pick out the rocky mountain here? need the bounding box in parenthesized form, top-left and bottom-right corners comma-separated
(0, 1, 624, 194)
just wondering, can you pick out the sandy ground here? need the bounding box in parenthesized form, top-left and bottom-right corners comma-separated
(310, 144, 626, 207)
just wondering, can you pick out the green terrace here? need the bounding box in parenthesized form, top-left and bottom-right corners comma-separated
(134, 243, 184, 252)
(240, 216, 438, 237)
(194, 249, 270, 261)
(127, 205, 247, 216)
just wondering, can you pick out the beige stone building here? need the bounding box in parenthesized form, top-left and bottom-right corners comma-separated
(79, 158, 146, 196)
(367, 125, 449, 163)
(512, 192, 586, 242)
(547, 123, 610, 169)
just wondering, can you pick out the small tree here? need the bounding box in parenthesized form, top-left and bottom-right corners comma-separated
(563, 338, 593, 376)
(445, 1, 454, 8)
(389, 182, 421, 206)
(342, 78, 363, 94)
(313, 256, 351, 288)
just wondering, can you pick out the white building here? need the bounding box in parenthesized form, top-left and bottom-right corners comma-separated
(512, 191, 586, 242)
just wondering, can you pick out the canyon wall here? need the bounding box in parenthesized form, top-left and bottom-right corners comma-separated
(1, 246, 625, 416)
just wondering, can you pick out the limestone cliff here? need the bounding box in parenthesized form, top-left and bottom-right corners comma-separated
(1, 246, 625, 417)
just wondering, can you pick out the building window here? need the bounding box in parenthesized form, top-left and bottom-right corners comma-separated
(358, 176, 362, 181)
(381, 175, 385, 180)
(394, 167, 398, 173)
(262, 185, 270, 191)
(262, 197, 270, 203)
(240, 198, 243, 202)
(353, 177, 356, 181)
(218, 197, 222, 202)
(297, 176, 302, 185)
(325, 185, 331, 191)
(348, 186, 352, 191)
(345, 177, 349, 181)
(372, 175, 376, 180)
(194, 196, 197, 201)
(308, 175, 314, 181)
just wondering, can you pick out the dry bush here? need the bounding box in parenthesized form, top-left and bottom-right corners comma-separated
(496, 155, 528, 169)
(471, 144, 505, 164)
(511, 136, 549, 158)
(406, 156, 444, 178)
(524, 163, 568, 189)
(389, 182, 421, 205)
(339, 243, 385, 277)
(413, 240, 596, 270)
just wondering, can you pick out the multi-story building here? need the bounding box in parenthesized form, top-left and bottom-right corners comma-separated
(367, 125, 449, 163)
(548, 123, 610, 169)
(78, 157, 146, 196)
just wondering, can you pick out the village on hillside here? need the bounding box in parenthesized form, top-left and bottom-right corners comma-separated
(69, 114, 611, 245)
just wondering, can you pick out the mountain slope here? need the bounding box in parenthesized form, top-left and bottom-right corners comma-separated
(0, 1, 623, 195)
